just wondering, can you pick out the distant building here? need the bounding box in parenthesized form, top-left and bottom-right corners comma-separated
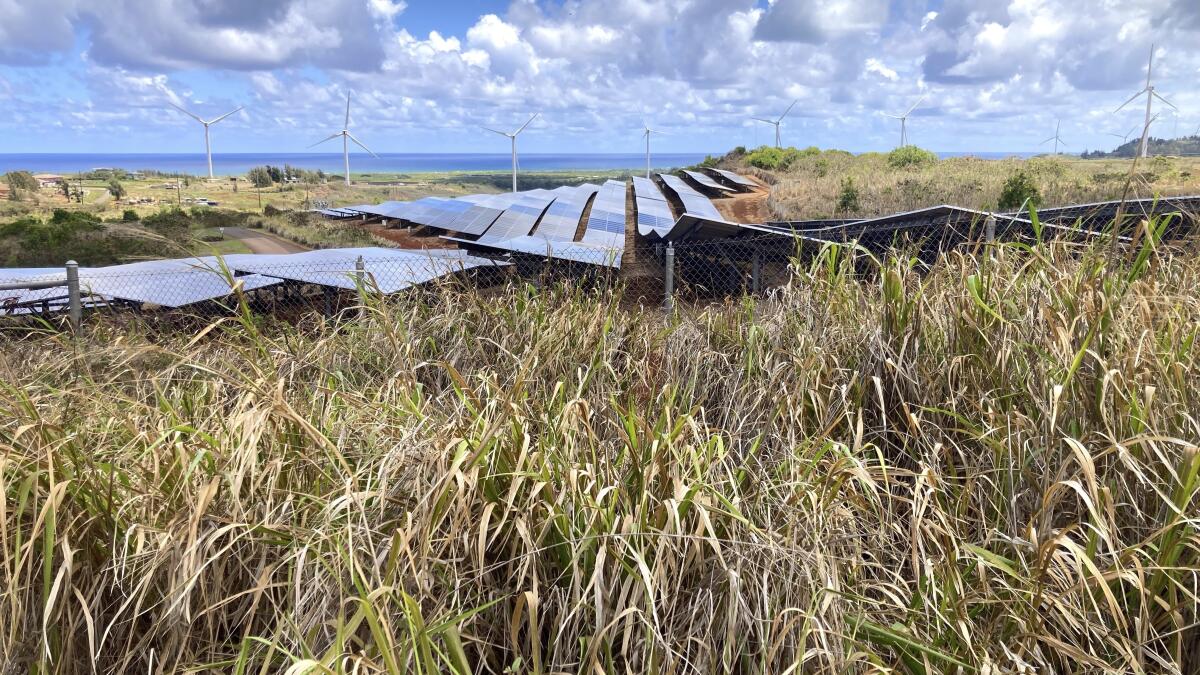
(33, 173, 65, 188)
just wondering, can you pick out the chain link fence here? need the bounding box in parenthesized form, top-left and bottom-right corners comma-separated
(0, 206, 1180, 333)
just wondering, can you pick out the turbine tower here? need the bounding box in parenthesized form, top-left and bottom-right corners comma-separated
(885, 95, 926, 148)
(1041, 119, 1067, 155)
(642, 122, 665, 179)
(484, 113, 538, 193)
(310, 93, 378, 187)
(1115, 44, 1176, 158)
(168, 102, 243, 180)
(751, 99, 798, 148)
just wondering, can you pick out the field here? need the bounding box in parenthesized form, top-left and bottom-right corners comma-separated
(719, 147, 1200, 221)
(2, 232, 1198, 672)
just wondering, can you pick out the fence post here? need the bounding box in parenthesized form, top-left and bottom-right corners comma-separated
(663, 242, 675, 312)
(355, 256, 367, 318)
(985, 215, 996, 243)
(751, 248, 762, 294)
(65, 260, 81, 333)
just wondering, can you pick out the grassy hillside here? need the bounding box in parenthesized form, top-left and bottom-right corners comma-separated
(2, 237, 1197, 672)
(722, 145, 1200, 221)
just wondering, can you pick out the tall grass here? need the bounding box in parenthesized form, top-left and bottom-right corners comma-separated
(759, 151, 1200, 220)
(2, 236, 1198, 673)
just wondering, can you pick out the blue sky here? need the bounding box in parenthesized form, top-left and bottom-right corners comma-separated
(1, 0, 1198, 155)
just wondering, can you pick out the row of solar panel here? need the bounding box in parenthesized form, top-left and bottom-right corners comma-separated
(0, 248, 502, 314)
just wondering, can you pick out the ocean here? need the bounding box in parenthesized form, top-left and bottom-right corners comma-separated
(0, 151, 1041, 176)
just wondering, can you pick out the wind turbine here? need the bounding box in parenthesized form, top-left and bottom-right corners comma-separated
(1041, 119, 1067, 155)
(1114, 44, 1177, 158)
(310, 93, 378, 187)
(642, 122, 666, 179)
(885, 95, 926, 148)
(1106, 125, 1138, 145)
(484, 113, 538, 193)
(168, 101, 243, 180)
(751, 99, 798, 148)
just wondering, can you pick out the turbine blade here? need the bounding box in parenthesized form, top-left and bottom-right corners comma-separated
(168, 101, 205, 124)
(345, 92, 352, 128)
(346, 131, 379, 158)
(514, 112, 539, 136)
(777, 98, 798, 122)
(482, 126, 510, 137)
(207, 106, 244, 126)
(1113, 89, 1145, 113)
(883, 113, 904, 119)
(308, 132, 343, 149)
(1040, 137, 1055, 145)
(751, 117, 775, 124)
(904, 94, 927, 116)
(1152, 91, 1178, 110)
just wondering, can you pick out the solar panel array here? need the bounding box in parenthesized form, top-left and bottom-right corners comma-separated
(534, 184, 598, 240)
(228, 248, 501, 293)
(658, 173, 724, 221)
(76, 257, 283, 308)
(711, 169, 757, 189)
(477, 190, 557, 242)
(633, 176, 675, 238)
(582, 180, 627, 245)
(683, 170, 735, 193)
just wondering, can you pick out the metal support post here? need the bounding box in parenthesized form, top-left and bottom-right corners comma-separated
(985, 215, 997, 243)
(751, 249, 762, 294)
(664, 242, 675, 312)
(66, 260, 81, 333)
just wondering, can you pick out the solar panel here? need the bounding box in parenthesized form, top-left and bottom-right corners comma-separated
(633, 176, 675, 238)
(711, 169, 757, 188)
(658, 174, 723, 221)
(75, 257, 282, 308)
(227, 247, 504, 294)
(477, 192, 557, 242)
(683, 170, 735, 193)
(580, 180, 626, 247)
(533, 184, 599, 240)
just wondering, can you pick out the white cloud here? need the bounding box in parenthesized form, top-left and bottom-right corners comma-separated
(865, 58, 899, 81)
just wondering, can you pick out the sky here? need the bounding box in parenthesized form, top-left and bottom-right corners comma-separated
(0, 0, 1198, 155)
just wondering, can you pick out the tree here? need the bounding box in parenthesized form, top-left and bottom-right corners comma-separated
(6, 171, 38, 198)
(997, 170, 1041, 210)
(107, 179, 126, 199)
(247, 167, 273, 188)
(836, 176, 861, 214)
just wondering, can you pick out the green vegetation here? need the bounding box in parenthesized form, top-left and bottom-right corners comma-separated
(743, 144, 822, 171)
(2, 232, 1198, 672)
(0, 207, 268, 266)
(0, 209, 184, 266)
(886, 145, 938, 168)
(1083, 134, 1200, 158)
(997, 169, 1042, 209)
(836, 175, 860, 214)
(4, 170, 38, 200)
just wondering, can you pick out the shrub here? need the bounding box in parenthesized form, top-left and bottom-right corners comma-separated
(997, 170, 1041, 210)
(122, 209, 140, 222)
(887, 145, 938, 169)
(836, 176, 860, 214)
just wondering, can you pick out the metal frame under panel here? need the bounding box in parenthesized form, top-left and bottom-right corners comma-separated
(683, 170, 735, 193)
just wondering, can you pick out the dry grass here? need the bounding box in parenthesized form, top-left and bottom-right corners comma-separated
(2, 235, 1199, 673)
(753, 152, 1200, 221)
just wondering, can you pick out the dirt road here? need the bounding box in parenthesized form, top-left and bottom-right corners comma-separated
(222, 227, 308, 254)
